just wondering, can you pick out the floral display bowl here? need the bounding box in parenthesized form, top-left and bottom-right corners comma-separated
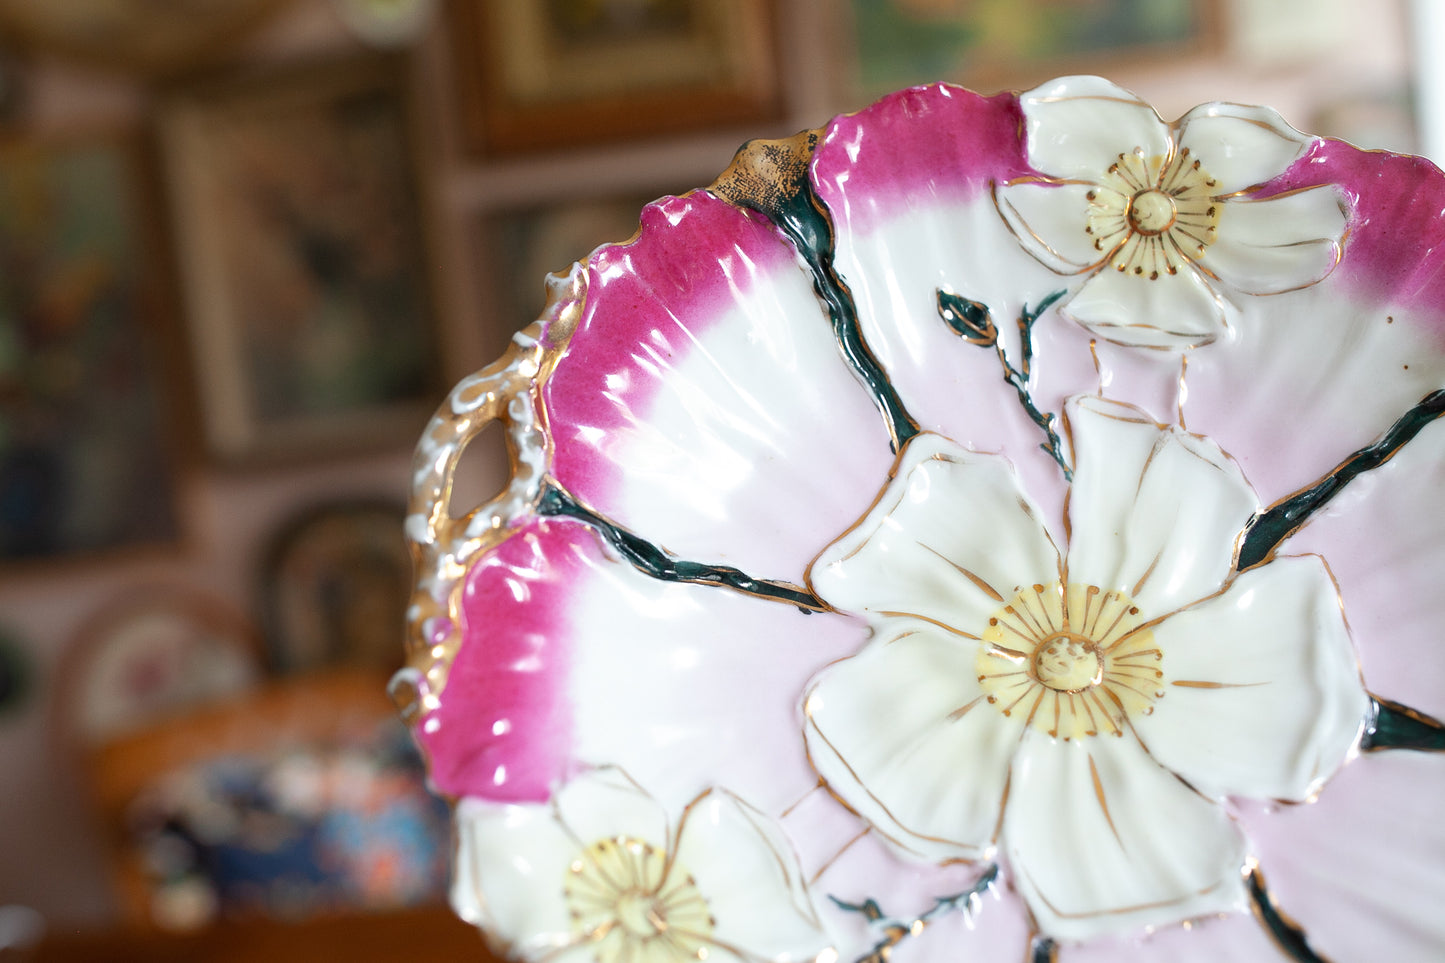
(390, 76, 1445, 962)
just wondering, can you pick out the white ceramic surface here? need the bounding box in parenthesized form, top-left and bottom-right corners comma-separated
(397, 76, 1445, 961)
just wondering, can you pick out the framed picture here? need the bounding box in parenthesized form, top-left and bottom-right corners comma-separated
(848, 0, 1220, 100)
(160, 56, 441, 464)
(450, 0, 782, 154)
(58, 585, 264, 748)
(0, 135, 185, 565)
(259, 499, 411, 675)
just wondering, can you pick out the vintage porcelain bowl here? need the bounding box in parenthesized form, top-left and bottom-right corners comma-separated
(392, 76, 1445, 962)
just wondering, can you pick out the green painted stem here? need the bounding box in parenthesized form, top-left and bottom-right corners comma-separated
(1237, 389, 1445, 571)
(722, 151, 919, 453)
(1249, 866, 1330, 962)
(1362, 696, 1445, 752)
(1028, 936, 1058, 963)
(830, 864, 999, 963)
(537, 485, 824, 612)
(936, 289, 1071, 479)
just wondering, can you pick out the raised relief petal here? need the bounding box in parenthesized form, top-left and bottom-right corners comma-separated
(803, 626, 1024, 862)
(1064, 396, 1257, 617)
(1199, 189, 1347, 295)
(674, 790, 831, 962)
(1003, 732, 1250, 942)
(1175, 102, 1314, 195)
(810, 432, 1061, 634)
(995, 181, 1108, 273)
(1061, 262, 1228, 348)
(1132, 555, 1368, 802)
(551, 767, 672, 854)
(451, 792, 601, 952)
(1018, 76, 1172, 182)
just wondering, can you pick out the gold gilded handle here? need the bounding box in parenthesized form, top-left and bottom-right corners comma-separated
(408, 341, 547, 572)
(395, 265, 586, 718)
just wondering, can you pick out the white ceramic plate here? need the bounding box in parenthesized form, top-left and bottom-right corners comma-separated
(395, 77, 1445, 962)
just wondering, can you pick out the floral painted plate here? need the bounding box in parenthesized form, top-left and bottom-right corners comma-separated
(392, 77, 1445, 962)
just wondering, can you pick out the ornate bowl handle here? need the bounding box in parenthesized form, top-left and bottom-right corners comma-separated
(393, 265, 586, 723)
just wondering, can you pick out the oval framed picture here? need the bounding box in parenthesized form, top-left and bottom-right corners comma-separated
(260, 499, 410, 675)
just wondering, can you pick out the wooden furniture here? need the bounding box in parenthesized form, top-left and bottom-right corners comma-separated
(56, 666, 494, 960)
(86, 668, 398, 926)
(33, 903, 494, 963)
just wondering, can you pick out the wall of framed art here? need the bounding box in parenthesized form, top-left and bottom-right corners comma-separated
(0, 0, 1423, 936)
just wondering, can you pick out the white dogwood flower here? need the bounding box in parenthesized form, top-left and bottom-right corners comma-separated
(802, 395, 1369, 941)
(451, 767, 833, 963)
(996, 76, 1348, 348)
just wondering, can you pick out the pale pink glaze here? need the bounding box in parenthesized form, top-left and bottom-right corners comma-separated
(544, 192, 800, 502)
(811, 84, 1033, 238)
(417, 519, 592, 801)
(1262, 139, 1445, 324)
(1239, 751, 1445, 960)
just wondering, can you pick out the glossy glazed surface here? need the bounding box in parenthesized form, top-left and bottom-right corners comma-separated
(398, 77, 1445, 961)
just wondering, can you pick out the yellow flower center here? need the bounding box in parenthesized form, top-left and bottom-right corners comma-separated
(616, 892, 665, 937)
(1125, 189, 1177, 236)
(1031, 633, 1104, 692)
(977, 582, 1165, 740)
(1084, 147, 1221, 280)
(565, 837, 715, 963)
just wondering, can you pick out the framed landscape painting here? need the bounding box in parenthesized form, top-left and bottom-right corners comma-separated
(850, 0, 1219, 99)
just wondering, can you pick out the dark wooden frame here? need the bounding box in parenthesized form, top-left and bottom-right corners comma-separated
(449, 0, 784, 155)
(159, 55, 442, 464)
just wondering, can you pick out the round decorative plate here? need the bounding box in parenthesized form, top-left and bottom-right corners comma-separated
(62, 585, 263, 746)
(393, 76, 1445, 962)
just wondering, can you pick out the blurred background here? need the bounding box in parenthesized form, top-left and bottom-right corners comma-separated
(0, 0, 1435, 958)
